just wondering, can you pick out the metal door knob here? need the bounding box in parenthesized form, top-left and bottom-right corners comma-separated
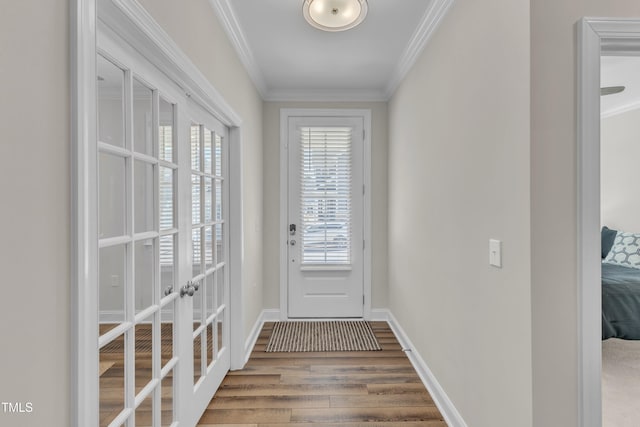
(180, 281, 200, 297)
(290, 239, 296, 246)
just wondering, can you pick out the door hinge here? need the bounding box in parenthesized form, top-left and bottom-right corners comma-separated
(363, 240, 365, 250)
(363, 129, 365, 140)
(363, 295, 365, 305)
(363, 184, 365, 195)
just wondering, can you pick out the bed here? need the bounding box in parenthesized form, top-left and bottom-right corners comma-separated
(602, 226, 640, 340)
(602, 262, 640, 339)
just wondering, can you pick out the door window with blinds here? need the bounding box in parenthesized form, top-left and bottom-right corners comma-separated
(299, 126, 353, 265)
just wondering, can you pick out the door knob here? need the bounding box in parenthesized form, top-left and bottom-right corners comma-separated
(180, 281, 197, 298)
(290, 239, 296, 246)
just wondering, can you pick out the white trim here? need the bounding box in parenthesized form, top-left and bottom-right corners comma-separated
(209, 0, 454, 102)
(577, 17, 640, 427)
(384, 0, 454, 99)
(383, 309, 468, 427)
(370, 308, 391, 322)
(264, 89, 387, 103)
(241, 309, 280, 366)
(98, 0, 242, 127)
(279, 109, 372, 320)
(71, 1, 99, 426)
(229, 126, 245, 370)
(601, 100, 640, 119)
(207, 0, 268, 98)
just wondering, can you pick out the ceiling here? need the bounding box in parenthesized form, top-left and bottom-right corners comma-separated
(209, 0, 452, 101)
(601, 55, 640, 118)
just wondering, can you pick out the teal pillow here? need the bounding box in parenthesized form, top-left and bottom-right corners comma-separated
(602, 226, 617, 259)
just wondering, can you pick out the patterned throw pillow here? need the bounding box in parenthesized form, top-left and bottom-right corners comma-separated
(604, 231, 640, 269)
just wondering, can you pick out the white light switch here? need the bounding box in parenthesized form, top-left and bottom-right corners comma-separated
(489, 239, 502, 268)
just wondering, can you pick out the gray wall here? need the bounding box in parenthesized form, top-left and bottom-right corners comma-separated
(388, 1, 532, 425)
(0, 1, 70, 426)
(262, 101, 389, 310)
(601, 108, 640, 233)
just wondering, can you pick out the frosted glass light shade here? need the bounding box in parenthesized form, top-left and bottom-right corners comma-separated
(303, 0, 368, 32)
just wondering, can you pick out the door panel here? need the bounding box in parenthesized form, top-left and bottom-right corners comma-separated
(185, 102, 230, 425)
(287, 116, 364, 318)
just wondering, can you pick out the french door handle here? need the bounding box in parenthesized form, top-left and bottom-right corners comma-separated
(180, 281, 200, 298)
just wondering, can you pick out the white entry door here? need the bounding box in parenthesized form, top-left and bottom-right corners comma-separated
(287, 116, 365, 318)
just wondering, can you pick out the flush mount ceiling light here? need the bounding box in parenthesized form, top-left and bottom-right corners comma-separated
(303, 0, 368, 32)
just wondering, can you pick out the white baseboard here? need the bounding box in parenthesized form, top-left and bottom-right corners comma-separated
(380, 309, 468, 427)
(371, 308, 392, 321)
(242, 309, 281, 365)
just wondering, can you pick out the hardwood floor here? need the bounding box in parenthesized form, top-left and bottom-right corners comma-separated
(197, 321, 447, 427)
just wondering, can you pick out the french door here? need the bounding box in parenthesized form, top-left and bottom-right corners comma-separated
(96, 27, 229, 427)
(287, 116, 365, 318)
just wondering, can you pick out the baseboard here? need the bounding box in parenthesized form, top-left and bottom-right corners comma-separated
(370, 308, 392, 321)
(243, 309, 280, 365)
(383, 309, 468, 427)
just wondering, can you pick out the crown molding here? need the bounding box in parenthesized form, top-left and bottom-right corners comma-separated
(209, 0, 269, 98)
(264, 88, 388, 103)
(384, 0, 454, 100)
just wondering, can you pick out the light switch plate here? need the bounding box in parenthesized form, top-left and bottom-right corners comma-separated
(489, 239, 502, 268)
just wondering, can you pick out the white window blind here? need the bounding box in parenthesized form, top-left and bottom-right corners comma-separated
(300, 126, 352, 264)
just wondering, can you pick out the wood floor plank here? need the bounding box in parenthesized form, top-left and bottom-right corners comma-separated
(329, 394, 435, 408)
(290, 407, 444, 423)
(209, 395, 330, 409)
(367, 383, 431, 395)
(280, 373, 421, 385)
(199, 408, 291, 424)
(222, 374, 282, 385)
(216, 383, 369, 397)
(309, 364, 416, 375)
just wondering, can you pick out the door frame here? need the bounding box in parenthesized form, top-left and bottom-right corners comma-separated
(279, 108, 372, 320)
(577, 17, 640, 427)
(71, 0, 245, 424)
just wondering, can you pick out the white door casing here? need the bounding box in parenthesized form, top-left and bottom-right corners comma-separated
(281, 110, 372, 319)
(577, 17, 640, 427)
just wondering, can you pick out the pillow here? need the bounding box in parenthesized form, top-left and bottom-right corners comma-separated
(603, 231, 640, 269)
(602, 226, 617, 259)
